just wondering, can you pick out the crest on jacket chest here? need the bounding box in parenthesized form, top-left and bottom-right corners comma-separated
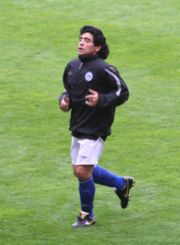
(85, 71, 93, 82)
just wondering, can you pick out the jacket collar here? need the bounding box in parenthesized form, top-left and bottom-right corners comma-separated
(78, 54, 99, 62)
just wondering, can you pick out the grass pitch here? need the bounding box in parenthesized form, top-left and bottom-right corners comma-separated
(0, 0, 179, 244)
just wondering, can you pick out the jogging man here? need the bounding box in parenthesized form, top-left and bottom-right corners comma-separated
(59, 25, 134, 228)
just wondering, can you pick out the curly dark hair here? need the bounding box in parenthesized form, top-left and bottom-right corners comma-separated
(80, 25, 109, 59)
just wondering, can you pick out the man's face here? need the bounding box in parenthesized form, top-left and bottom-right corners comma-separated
(77, 32, 101, 57)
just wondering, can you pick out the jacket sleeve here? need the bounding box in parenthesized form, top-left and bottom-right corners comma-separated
(97, 66, 129, 108)
(58, 63, 71, 105)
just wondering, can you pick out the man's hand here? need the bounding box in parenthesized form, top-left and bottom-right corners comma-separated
(59, 96, 70, 112)
(85, 89, 99, 107)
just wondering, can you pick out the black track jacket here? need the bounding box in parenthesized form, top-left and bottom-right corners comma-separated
(60, 55, 129, 141)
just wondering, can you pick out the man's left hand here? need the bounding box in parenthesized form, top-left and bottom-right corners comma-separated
(85, 89, 99, 107)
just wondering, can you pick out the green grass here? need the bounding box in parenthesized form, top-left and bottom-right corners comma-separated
(0, 0, 179, 244)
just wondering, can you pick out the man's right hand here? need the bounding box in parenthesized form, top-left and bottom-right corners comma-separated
(59, 96, 70, 112)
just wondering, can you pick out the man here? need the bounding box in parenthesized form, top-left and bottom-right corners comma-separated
(59, 25, 134, 228)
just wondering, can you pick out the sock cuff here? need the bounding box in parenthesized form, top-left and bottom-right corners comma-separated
(79, 177, 93, 184)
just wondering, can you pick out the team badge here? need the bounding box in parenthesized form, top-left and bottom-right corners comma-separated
(85, 71, 93, 82)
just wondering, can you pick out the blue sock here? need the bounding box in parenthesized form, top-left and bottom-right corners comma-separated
(79, 178, 95, 217)
(92, 165, 125, 190)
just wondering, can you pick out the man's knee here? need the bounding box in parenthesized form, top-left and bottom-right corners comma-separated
(73, 165, 93, 180)
(75, 166, 87, 179)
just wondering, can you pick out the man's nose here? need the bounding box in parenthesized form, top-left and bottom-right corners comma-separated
(79, 39, 84, 46)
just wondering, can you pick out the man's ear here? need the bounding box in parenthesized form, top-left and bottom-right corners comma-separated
(95, 45, 101, 53)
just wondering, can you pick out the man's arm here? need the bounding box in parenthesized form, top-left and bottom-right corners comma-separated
(85, 67, 129, 108)
(58, 92, 70, 112)
(59, 63, 71, 112)
(97, 67, 129, 108)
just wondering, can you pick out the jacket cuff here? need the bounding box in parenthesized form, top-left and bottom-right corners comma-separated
(97, 93, 108, 108)
(58, 92, 69, 102)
